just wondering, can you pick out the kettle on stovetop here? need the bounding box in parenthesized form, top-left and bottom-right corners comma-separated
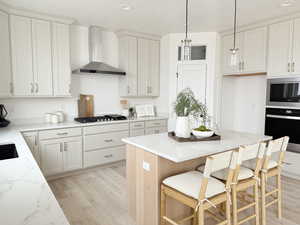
(0, 104, 10, 127)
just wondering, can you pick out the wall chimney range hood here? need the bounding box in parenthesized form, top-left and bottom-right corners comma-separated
(73, 26, 126, 76)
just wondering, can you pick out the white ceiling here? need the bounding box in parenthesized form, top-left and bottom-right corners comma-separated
(3, 0, 300, 35)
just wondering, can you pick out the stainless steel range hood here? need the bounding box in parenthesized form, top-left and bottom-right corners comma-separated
(73, 26, 126, 76)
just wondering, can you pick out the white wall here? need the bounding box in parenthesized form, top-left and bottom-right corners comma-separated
(220, 75, 267, 134)
(161, 32, 219, 130)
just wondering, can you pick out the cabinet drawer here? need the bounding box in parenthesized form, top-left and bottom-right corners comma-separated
(130, 129, 145, 137)
(145, 120, 167, 128)
(84, 146, 125, 168)
(145, 127, 167, 135)
(130, 121, 145, 130)
(84, 131, 129, 151)
(39, 127, 82, 140)
(84, 123, 128, 135)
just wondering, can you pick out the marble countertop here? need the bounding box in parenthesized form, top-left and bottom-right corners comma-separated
(0, 127, 70, 225)
(122, 130, 272, 163)
(0, 115, 168, 225)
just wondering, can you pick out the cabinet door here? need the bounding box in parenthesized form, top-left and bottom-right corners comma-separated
(0, 11, 12, 97)
(138, 38, 150, 96)
(292, 18, 300, 75)
(268, 21, 293, 77)
(40, 139, 64, 176)
(63, 137, 83, 172)
(23, 132, 40, 166)
(119, 36, 138, 96)
(148, 40, 160, 96)
(222, 33, 243, 75)
(243, 27, 267, 73)
(32, 19, 53, 96)
(10, 15, 34, 96)
(130, 129, 145, 137)
(145, 127, 167, 135)
(52, 23, 71, 96)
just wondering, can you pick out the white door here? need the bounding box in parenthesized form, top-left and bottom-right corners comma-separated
(40, 139, 64, 176)
(23, 132, 40, 165)
(222, 33, 243, 75)
(292, 18, 300, 75)
(0, 11, 12, 97)
(32, 19, 53, 96)
(52, 23, 71, 96)
(138, 38, 150, 96)
(243, 27, 267, 73)
(268, 21, 293, 77)
(63, 137, 83, 172)
(148, 40, 160, 97)
(10, 15, 34, 96)
(177, 62, 208, 104)
(119, 36, 138, 96)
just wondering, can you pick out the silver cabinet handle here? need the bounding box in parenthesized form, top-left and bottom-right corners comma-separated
(104, 139, 113, 143)
(242, 61, 245, 71)
(57, 132, 68, 136)
(60, 143, 63, 152)
(288, 62, 291, 72)
(104, 154, 113, 158)
(69, 84, 71, 94)
(238, 61, 242, 71)
(35, 83, 39, 93)
(64, 142, 68, 151)
(134, 125, 143, 128)
(127, 86, 130, 94)
(30, 83, 34, 93)
(292, 62, 295, 72)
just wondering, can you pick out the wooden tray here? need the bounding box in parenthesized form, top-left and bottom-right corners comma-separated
(168, 131, 221, 142)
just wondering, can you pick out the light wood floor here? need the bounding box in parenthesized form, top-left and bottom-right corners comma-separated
(49, 161, 300, 225)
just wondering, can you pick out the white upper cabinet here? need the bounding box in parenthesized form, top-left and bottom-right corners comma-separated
(119, 36, 138, 96)
(222, 27, 267, 75)
(52, 23, 71, 96)
(243, 27, 267, 73)
(119, 33, 160, 97)
(10, 15, 34, 96)
(0, 11, 12, 97)
(268, 21, 293, 77)
(32, 19, 53, 96)
(291, 18, 300, 75)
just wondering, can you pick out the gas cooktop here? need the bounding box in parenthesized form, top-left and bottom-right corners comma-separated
(74, 114, 127, 123)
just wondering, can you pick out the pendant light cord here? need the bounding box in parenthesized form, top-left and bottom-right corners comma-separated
(185, 0, 189, 39)
(233, 0, 237, 49)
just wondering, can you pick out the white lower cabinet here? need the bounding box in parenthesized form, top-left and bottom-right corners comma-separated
(130, 119, 168, 136)
(130, 129, 145, 137)
(282, 151, 300, 179)
(40, 136, 82, 176)
(22, 132, 40, 166)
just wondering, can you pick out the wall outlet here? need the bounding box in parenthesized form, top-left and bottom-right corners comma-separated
(142, 161, 150, 171)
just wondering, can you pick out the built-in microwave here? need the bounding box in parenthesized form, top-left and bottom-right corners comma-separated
(267, 78, 300, 108)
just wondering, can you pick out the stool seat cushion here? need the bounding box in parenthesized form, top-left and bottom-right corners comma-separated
(243, 159, 278, 171)
(197, 165, 254, 181)
(162, 171, 226, 199)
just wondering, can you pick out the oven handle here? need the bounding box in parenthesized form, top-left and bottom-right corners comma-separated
(266, 114, 300, 120)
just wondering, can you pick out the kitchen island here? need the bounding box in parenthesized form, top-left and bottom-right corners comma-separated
(122, 130, 272, 225)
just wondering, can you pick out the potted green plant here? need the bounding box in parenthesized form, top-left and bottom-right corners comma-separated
(173, 88, 207, 138)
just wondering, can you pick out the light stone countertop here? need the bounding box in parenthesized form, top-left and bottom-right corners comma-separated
(0, 116, 168, 225)
(122, 130, 272, 163)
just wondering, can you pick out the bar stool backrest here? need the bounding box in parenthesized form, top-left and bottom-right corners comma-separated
(199, 150, 239, 200)
(263, 136, 289, 170)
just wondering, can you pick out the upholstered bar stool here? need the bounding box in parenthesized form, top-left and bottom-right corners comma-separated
(161, 149, 240, 225)
(198, 142, 266, 225)
(244, 137, 289, 225)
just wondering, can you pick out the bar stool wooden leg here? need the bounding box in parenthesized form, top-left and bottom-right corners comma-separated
(198, 205, 204, 225)
(226, 191, 232, 225)
(232, 185, 238, 225)
(254, 182, 260, 225)
(261, 173, 267, 225)
(161, 187, 166, 225)
(277, 173, 282, 219)
(193, 210, 198, 225)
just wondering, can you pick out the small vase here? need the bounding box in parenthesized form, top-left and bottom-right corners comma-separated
(175, 116, 191, 138)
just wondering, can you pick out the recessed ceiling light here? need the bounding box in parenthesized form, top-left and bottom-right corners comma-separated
(281, 0, 294, 7)
(120, 4, 132, 11)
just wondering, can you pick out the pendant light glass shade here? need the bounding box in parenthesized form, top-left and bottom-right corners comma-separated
(181, 0, 192, 62)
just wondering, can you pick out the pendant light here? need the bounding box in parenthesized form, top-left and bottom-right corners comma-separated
(181, 0, 192, 61)
(230, 0, 239, 66)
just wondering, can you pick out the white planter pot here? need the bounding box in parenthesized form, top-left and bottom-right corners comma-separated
(175, 116, 191, 138)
